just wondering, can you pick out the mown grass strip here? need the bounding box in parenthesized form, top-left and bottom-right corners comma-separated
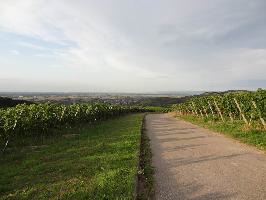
(0, 114, 144, 200)
(179, 115, 266, 151)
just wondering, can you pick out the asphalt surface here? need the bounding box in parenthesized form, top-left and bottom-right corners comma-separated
(146, 114, 266, 200)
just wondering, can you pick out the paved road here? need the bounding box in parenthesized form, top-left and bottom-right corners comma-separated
(146, 114, 266, 200)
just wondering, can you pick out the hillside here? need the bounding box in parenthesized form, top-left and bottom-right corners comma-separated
(0, 97, 32, 108)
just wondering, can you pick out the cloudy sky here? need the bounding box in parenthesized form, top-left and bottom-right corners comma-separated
(0, 0, 265, 92)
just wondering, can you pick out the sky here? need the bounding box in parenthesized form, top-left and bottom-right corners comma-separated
(0, 0, 265, 92)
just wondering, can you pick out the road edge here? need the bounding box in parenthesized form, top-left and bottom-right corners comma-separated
(135, 114, 155, 200)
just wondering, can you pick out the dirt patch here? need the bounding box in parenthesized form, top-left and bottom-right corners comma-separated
(167, 111, 177, 118)
(136, 115, 155, 200)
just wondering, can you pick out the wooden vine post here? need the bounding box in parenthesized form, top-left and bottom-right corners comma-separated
(202, 105, 208, 117)
(189, 104, 195, 115)
(229, 112, 234, 122)
(251, 100, 266, 129)
(199, 109, 204, 118)
(207, 101, 214, 117)
(192, 102, 198, 116)
(214, 100, 225, 122)
(233, 98, 249, 125)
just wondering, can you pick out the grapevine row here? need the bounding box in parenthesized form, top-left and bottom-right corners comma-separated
(172, 89, 266, 127)
(0, 103, 153, 149)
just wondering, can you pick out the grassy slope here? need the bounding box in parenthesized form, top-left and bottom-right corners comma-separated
(180, 115, 266, 151)
(0, 114, 144, 200)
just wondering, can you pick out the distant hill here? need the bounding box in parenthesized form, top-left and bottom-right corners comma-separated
(199, 90, 249, 96)
(0, 97, 32, 108)
(135, 97, 189, 107)
(171, 90, 251, 105)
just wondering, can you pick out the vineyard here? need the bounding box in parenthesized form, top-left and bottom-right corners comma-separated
(172, 89, 266, 129)
(0, 103, 156, 151)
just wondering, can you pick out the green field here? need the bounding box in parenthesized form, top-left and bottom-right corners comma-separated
(0, 114, 144, 200)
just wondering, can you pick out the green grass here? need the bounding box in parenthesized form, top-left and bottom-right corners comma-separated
(0, 114, 144, 200)
(180, 115, 266, 151)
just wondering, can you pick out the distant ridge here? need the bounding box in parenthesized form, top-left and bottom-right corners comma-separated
(200, 90, 249, 96)
(0, 97, 32, 108)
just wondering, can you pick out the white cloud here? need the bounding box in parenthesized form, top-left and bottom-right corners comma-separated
(9, 50, 20, 55)
(17, 41, 47, 51)
(0, 0, 265, 92)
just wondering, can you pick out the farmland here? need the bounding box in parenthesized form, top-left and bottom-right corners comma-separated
(1, 1, 265, 198)
(0, 101, 158, 199)
(172, 89, 266, 150)
(0, 89, 265, 199)
(0, 114, 144, 199)
(0, 103, 157, 151)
